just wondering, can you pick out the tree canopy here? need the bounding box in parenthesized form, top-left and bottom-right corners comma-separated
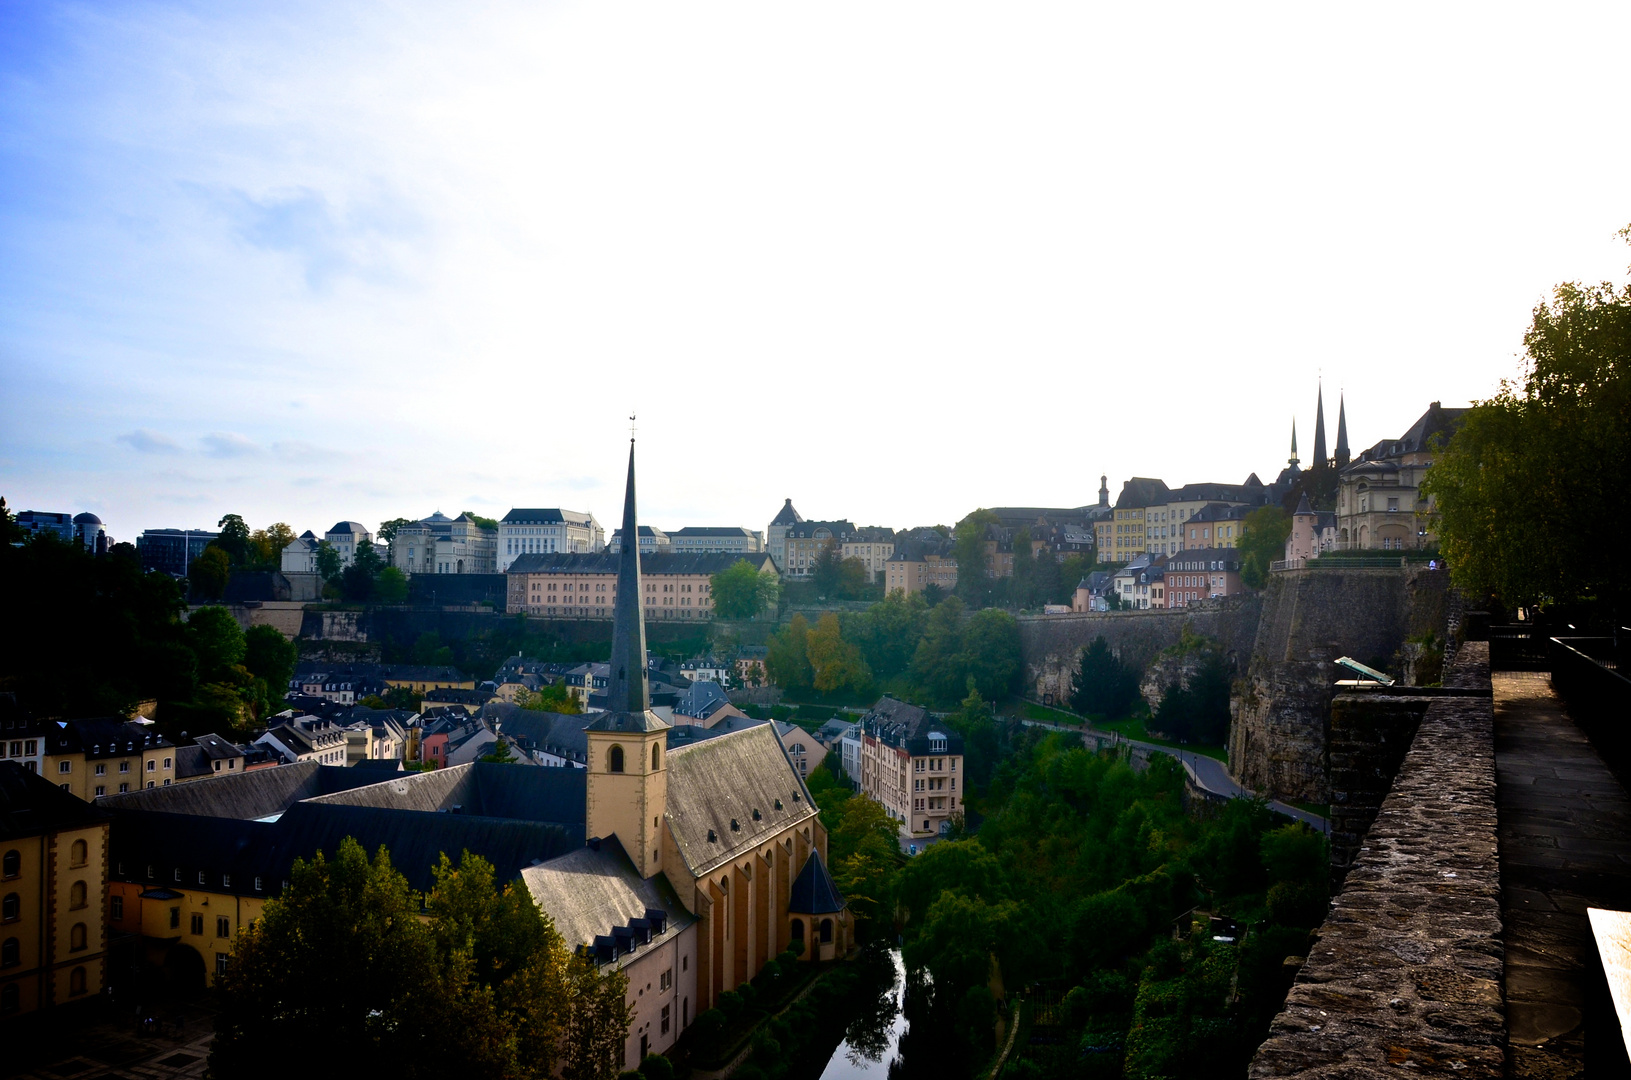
(710, 559, 780, 619)
(1238, 505, 1291, 588)
(212, 841, 631, 1080)
(1425, 238, 1631, 612)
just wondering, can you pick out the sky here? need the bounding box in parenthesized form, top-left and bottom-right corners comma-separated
(3, 1, 1629, 542)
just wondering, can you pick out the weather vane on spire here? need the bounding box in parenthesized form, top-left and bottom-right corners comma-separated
(629, 414, 637, 442)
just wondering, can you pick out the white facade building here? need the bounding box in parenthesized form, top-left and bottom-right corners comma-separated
(499, 508, 603, 572)
(324, 522, 373, 568)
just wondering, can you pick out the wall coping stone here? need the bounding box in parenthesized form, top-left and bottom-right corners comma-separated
(1250, 642, 1502, 1078)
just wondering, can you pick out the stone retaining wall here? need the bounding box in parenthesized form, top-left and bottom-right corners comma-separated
(1250, 642, 1503, 1078)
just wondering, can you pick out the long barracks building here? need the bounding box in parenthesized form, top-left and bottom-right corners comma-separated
(505, 551, 776, 620)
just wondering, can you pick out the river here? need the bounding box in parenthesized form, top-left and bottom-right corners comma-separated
(815, 949, 908, 1080)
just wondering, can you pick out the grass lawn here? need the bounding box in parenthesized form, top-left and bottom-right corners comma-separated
(1021, 702, 1083, 726)
(1088, 715, 1228, 763)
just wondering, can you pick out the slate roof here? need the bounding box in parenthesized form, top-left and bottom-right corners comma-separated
(110, 803, 581, 896)
(45, 718, 174, 759)
(521, 835, 695, 956)
(0, 761, 110, 841)
(670, 526, 758, 538)
(501, 509, 593, 525)
(306, 761, 587, 824)
(787, 850, 846, 915)
(1167, 548, 1243, 572)
(1187, 502, 1251, 524)
(95, 761, 384, 820)
(770, 499, 803, 526)
(506, 552, 774, 577)
(583, 710, 670, 734)
(484, 705, 590, 764)
(328, 522, 369, 535)
(786, 520, 855, 540)
(665, 724, 818, 877)
(1115, 478, 1172, 510)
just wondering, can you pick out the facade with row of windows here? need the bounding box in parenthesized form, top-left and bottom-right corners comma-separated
(505, 552, 775, 619)
(44, 718, 176, 801)
(854, 697, 965, 841)
(0, 763, 111, 1018)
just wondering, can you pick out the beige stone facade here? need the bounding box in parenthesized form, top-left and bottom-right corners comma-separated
(44, 720, 176, 802)
(506, 552, 774, 620)
(855, 698, 965, 841)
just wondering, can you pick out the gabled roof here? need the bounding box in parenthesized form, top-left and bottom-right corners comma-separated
(96, 760, 384, 820)
(665, 724, 818, 877)
(770, 499, 803, 526)
(0, 761, 109, 841)
(1115, 478, 1171, 510)
(521, 835, 695, 956)
(305, 761, 587, 824)
(788, 850, 846, 915)
(502, 508, 594, 525)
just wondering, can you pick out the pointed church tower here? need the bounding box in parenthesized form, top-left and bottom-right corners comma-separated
(1312, 383, 1328, 469)
(1287, 419, 1300, 469)
(1099, 474, 1109, 507)
(584, 437, 670, 879)
(1335, 392, 1350, 469)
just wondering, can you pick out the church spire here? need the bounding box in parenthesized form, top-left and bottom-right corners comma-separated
(607, 436, 649, 714)
(1335, 392, 1350, 466)
(1288, 419, 1299, 468)
(1312, 382, 1328, 468)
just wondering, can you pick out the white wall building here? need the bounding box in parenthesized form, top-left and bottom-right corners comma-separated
(499, 508, 603, 571)
(324, 522, 373, 568)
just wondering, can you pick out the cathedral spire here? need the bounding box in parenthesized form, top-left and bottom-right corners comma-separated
(1288, 419, 1299, 468)
(1312, 382, 1328, 469)
(607, 436, 649, 714)
(1335, 391, 1350, 466)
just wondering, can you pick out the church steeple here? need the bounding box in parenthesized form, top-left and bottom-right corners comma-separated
(1312, 382, 1328, 469)
(1288, 419, 1300, 468)
(607, 438, 649, 714)
(1335, 392, 1350, 468)
(584, 432, 669, 881)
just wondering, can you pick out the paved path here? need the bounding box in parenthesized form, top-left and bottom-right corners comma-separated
(1018, 716, 1329, 832)
(1495, 671, 1631, 1079)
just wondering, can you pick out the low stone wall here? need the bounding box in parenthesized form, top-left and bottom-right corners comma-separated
(1250, 642, 1502, 1078)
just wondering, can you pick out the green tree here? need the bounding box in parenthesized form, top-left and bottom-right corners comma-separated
(378, 517, 414, 547)
(850, 589, 929, 680)
(211, 840, 450, 1079)
(376, 566, 410, 603)
(1238, 506, 1291, 588)
(806, 612, 871, 695)
(765, 614, 813, 692)
(244, 624, 297, 701)
(217, 513, 253, 565)
(711, 559, 779, 619)
(188, 605, 248, 682)
(315, 540, 343, 582)
(189, 545, 232, 600)
(951, 511, 999, 607)
(960, 608, 1022, 700)
(249, 523, 296, 569)
(480, 737, 518, 764)
(1425, 253, 1631, 610)
(1069, 636, 1141, 719)
(462, 511, 501, 532)
(339, 563, 376, 602)
(354, 538, 386, 577)
(562, 954, 634, 1080)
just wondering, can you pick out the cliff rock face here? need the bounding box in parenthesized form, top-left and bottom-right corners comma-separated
(1018, 596, 1262, 706)
(1228, 566, 1451, 802)
(1138, 636, 1227, 713)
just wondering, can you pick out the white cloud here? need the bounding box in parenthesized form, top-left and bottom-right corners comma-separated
(116, 429, 181, 454)
(201, 433, 261, 459)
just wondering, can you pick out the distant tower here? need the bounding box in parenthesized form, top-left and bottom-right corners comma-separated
(1287, 420, 1300, 468)
(583, 435, 670, 880)
(1098, 475, 1109, 507)
(1312, 383, 1328, 469)
(1335, 392, 1350, 469)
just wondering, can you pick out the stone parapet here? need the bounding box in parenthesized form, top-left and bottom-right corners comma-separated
(1250, 642, 1502, 1078)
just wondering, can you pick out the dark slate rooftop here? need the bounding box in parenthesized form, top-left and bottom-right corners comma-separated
(788, 850, 846, 915)
(665, 724, 817, 877)
(769, 499, 803, 526)
(305, 761, 586, 825)
(0, 761, 110, 841)
(521, 835, 695, 960)
(1115, 477, 1172, 510)
(95, 760, 385, 820)
(501, 508, 592, 524)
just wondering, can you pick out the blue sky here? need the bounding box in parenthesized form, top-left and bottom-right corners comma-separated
(4, 1, 1631, 541)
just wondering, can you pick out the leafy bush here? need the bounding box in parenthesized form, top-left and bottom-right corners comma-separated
(716, 990, 744, 1023)
(637, 1054, 673, 1080)
(689, 1008, 724, 1045)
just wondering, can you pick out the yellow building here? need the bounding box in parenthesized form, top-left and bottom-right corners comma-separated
(381, 665, 474, 693)
(855, 697, 966, 841)
(43, 718, 176, 801)
(0, 762, 111, 1016)
(883, 539, 958, 598)
(840, 528, 896, 583)
(1093, 478, 1172, 565)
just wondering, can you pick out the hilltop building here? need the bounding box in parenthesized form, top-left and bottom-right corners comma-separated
(1336, 401, 1467, 551)
(498, 509, 602, 571)
(765, 499, 803, 573)
(391, 512, 498, 575)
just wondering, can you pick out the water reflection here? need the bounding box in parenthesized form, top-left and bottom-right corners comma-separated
(817, 949, 906, 1080)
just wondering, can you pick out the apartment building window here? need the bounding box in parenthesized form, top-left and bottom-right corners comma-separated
(217, 916, 231, 938)
(119, 761, 129, 773)
(95, 763, 106, 776)
(191, 913, 204, 935)
(58, 760, 70, 774)
(118, 783, 129, 793)
(217, 953, 230, 977)
(661, 1004, 671, 1035)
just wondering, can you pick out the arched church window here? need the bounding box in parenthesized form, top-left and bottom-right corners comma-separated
(820, 918, 833, 943)
(652, 743, 661, 770)
(608, 745, 624, 773)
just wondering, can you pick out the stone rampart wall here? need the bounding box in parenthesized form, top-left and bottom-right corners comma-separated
(1250, 642, 1502, 1078)
(1230, 567, 1451, 802)
(1017, 596, 1264, 704)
